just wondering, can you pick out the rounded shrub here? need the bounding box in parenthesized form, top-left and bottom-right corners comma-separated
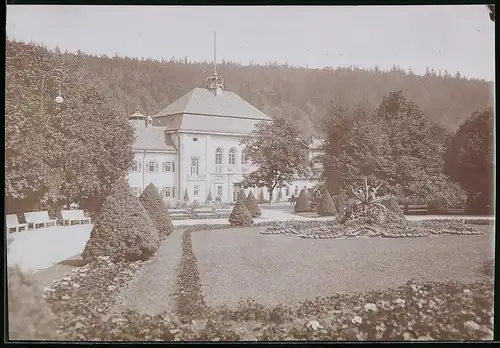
(229, 195, 254, 227)
(82, 179, 160, 263)
(139, 183, 174, 239)
(381, 197, 405, 218)
(316, 189, 337, 216)
(294, 188, 310, 213)
(245, 191, 262, 217)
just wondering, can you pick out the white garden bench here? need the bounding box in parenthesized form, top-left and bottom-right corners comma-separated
(169, 208, 188, 219)
(24, 211, 57, 229)
(215, 208, 232, 218)
(194, 208, 217, 218)
(6, 214, 30, 233)
(61, 210, 91, 226)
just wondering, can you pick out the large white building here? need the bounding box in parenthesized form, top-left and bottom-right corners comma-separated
(126, 70, 322, 204)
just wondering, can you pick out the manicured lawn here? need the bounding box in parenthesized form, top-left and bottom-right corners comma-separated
(191, 227, 494, 308)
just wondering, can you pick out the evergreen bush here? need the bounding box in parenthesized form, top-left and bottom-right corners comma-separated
(245, 191, 262, 217)
(229, 195, 254, 227)
(183, 188, 189, 202)
(139, 183, 174, 239)
(381, 197, 406, 218)
(332, 191, 350, 213)
(294, 188, 311, 213)
(316, 189, 337, 216)
(82, 179, 160, 263)
(239, 189, 247, 201)
(206, 189, 213, 202)
(259, 189, 265, 201)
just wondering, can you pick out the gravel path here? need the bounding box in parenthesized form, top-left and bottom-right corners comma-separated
(191, 227, 494, 308)
(112, 230, 183, 316)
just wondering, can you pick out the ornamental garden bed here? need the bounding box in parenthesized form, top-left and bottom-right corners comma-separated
(29, 226, 493, 341)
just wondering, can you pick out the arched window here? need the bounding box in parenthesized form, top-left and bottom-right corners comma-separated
(241, 149, 247, 165)
(215, 148, 223, 165)
(228, 148, 236, 165)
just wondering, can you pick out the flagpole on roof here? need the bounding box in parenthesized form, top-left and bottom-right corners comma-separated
(213, 30, 217, 74)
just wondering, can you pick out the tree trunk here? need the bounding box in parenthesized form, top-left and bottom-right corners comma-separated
(268, 187, 274, 205)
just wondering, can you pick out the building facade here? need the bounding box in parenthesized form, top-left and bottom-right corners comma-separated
(126, 71, 322, 204)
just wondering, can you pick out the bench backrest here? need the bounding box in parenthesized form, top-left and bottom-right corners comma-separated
(61, 210, 86, 220)
(6, 214, 20, 226)
(194, 208, 213, 213)
(24, 211, 52, 223)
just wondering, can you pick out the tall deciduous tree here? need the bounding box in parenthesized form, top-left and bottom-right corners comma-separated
(5, 40, 135, 215)
(444, 108, 494, 214)
(320, 91, 465, 205)
(240, 118, 310, 204)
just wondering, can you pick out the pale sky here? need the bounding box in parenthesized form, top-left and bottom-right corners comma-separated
(6, 5, 496, 81)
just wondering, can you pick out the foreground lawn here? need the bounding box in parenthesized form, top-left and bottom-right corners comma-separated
(191, 227, 493, 308)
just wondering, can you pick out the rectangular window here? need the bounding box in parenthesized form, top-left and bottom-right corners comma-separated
(132, 161, 140, 173)
(216, 165, 223, 174)
(172, 161, 175, 172)
(191, 157, 199, 176)
(164, 161, 171, 172)
(172, 186, 175, 198)
(194, 185, 199, 197)
(193, 137, 198, 142)
(216, 185, 223, 197)
(286, 187, 290, 197)
(132, 187, 142, 197)
(148, 161, 157, 172)
(294, 186, 299, 196)
(165, 187, 171, 198)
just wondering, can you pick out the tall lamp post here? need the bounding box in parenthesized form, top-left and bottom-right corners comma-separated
(40, 68, 66, 112)
(39, 54, 82, 112)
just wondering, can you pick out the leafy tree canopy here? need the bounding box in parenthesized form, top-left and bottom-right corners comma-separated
(5, 40, 135, 215)
(240, 118, 310, 203)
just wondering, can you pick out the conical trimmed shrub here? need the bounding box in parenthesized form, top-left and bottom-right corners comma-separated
(239, 189, 246, 201)
(294, 188, 310, 213)
(139, 183, 174, 239)
(259, 189, 265, 201)
(317, 189, 337, 216)
(245, 191, 261, 217)
(206, 189, 213, 202)
(229, 195, 254, 226)
(332, 191, 350, 213)
(183, 188, 189, 202)
(82, 179, 160, 263)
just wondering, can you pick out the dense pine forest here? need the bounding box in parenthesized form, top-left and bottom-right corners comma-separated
(61, 49, 492, 136)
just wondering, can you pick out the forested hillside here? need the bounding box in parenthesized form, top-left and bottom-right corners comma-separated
(61, 49, 492, 136)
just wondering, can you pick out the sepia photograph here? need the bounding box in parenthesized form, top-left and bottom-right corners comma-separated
(5, 4, 495, 342)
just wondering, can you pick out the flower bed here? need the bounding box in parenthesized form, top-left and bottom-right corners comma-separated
(38, 224, 493, 341)
(261, 219, 487, 239)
